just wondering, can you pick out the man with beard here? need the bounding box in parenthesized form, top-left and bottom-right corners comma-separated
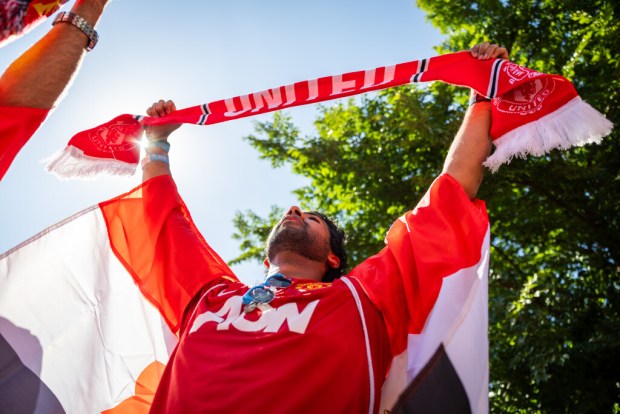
(119, 43, 507, 413)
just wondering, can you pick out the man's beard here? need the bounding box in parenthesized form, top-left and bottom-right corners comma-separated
(265, 221, 330, 263)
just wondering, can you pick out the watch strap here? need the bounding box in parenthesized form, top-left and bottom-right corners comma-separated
(53, 11, 98, 51)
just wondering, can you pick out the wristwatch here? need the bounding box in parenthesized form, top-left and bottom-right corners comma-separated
(52, 12, 99, 51)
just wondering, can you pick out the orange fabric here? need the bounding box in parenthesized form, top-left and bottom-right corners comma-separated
(102, 361, 166, 414)
(0, 105, 49, 180)
(99, 175, 236, 333)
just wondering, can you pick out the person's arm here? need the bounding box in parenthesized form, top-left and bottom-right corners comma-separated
(142, 99, 181, 181)
(442, 42, 509, 200)
(102, 99, 231, 333)
(0, 0, 109, 108)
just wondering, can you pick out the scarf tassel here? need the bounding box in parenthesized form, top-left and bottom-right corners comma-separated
(44, 145, 137, 180)
(485, 97, 613, 172)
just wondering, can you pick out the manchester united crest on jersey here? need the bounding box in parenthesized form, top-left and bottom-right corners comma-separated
(295, 282, 331, 292)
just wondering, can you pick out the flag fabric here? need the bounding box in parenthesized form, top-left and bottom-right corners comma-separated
(0, 204, 176, 413)
(384, 230, 490, 413)
(0, 0, 67, 47)
(350, 174, 491, 413)
(2, 173, 489, 413)
(46, 50, 612, 179)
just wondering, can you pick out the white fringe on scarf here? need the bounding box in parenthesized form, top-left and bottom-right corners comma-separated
(44, 145, 137, 180)
(484, 97, 614, 172)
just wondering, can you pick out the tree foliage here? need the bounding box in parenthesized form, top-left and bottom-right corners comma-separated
(231, 0, 619, 412)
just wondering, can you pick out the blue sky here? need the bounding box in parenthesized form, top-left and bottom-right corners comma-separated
(0, 0, 443, 285)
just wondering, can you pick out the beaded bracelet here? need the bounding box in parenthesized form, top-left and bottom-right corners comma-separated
(146, 140, 171, 153)
(141, 153, 170, 168)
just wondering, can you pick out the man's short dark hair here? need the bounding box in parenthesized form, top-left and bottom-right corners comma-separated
(309, 211, 348, 282)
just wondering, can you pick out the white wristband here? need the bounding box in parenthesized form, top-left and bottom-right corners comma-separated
(146, 140, 171, 153)
(141, 153, 169, 168)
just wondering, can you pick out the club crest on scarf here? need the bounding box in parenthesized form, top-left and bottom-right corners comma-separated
(66, 114, 141, 164)
(45, 114, 142, 179)
(502, 61, 544, 84)
(495, 77, 556, 115)
(89, 117, 140, 154)
(493, 62, 555, 116)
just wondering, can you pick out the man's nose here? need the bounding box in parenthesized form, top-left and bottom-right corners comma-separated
(286, 206, 303, 217)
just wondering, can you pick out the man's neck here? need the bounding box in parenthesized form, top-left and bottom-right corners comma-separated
(267, 252, 327, 282)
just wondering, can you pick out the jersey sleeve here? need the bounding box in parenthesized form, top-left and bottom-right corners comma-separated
(99, 175, 237, 333)
(349, 173, 489, 355)
(0, 105, 50, 180)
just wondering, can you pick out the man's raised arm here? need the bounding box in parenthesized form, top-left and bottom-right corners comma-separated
(0, 0, 109, 109)
(141, 99, 181, 182)
(442, 42, 509, 200)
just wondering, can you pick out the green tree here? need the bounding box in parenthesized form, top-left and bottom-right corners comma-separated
(231, 0, 620, 412)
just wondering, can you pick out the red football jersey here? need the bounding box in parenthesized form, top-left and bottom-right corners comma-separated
(149, 276, 391, 413)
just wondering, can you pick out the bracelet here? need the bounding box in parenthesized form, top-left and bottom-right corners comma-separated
(145, 140, 171, 153)
(469, 93, 492, 107)
(141, 153, 170, 168)
(52, 12, 99, 51)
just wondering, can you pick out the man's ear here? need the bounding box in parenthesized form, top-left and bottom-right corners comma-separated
(326, 252, 340, 269)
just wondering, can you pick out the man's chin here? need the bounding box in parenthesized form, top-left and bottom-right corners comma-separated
(267, 247, 327, 264)
(279, 220, 303, 229)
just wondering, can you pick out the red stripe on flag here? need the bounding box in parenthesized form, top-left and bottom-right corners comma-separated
(352, 174, 488, 355)
(389, 174, 488, 334)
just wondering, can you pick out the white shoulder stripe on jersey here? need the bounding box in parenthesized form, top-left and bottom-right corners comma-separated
(342, 277, 375, 414)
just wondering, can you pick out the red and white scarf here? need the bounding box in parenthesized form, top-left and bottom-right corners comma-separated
(46, 51, 613, 179)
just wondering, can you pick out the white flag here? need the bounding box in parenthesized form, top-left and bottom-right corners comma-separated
(0, 206, 176, 413)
